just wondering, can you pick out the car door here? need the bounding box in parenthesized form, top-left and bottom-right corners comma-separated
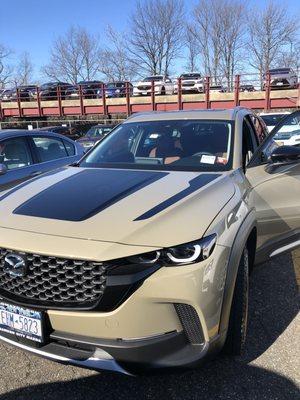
(29, 135, 80, 175)
(0, 136, 36, 191)
(246, 111, 300, 262)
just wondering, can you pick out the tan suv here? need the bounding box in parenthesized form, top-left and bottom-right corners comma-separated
(0, 107, 299, 375)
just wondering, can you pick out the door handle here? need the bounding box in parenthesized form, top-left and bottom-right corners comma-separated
(30, 171, 42, 177)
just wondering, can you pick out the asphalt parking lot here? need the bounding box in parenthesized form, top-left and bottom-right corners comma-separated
(0, 253, 299, 400)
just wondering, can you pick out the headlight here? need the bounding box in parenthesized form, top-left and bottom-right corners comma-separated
(127, 234, 217, 266)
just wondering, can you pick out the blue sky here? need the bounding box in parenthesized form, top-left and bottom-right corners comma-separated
(0, 0, 299, 80)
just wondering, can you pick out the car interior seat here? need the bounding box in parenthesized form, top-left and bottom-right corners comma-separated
(149, 134, 183, 164)
(3, 143, 31, 169)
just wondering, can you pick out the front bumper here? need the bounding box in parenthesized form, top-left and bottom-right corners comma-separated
(0, 227, 230, 373)
(0, 325, 225, 375)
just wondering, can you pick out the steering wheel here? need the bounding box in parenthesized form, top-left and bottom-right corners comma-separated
(193, 151, 214, 157)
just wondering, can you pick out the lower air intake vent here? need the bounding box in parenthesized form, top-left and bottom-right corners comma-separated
(174, 303, 204, 345)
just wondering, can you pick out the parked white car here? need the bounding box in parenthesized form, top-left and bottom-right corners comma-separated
(265, 68, 298, 89)
(174, 72, 204, 93)
(133, 75, 174, 96)
(273, 113, 300, 146)
(260, 112, 290, 132)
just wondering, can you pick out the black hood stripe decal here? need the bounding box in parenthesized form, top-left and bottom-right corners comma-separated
(134, 174, 221, 221)
(14, 169, 168, 222)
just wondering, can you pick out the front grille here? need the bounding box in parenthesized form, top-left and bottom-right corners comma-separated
(0, 248, 107, 309)
(138, 85, 151, 90)
(182, 82, 195, 87)
(174, 303, 205, 345)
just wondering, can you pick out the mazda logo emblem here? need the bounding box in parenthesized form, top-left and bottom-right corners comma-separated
(4, 254, 27, 278)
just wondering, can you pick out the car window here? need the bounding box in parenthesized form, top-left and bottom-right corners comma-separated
(81, 119, 234, 172)
(32, 137, 68, 162)
(250, 115, 267, 143)
(260, 114, 287, 127)
(0, 137, 33, 170)
(86, 127, 112, 137)
(273, 113, 300, 146)
(63, 140, 76, 156)
(242, 118, 258, 168)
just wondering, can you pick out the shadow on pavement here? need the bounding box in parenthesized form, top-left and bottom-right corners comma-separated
(2, 254, 299, 400)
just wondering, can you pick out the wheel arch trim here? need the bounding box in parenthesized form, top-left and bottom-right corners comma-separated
(218, 210, 256, 337)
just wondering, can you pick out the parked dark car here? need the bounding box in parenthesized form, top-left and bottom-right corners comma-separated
(9, 85, 37, 101)
(29, 82, 73, 100)
(76, 124, 116, 151)
(65, 81, 103, 99)
(37, 126, 83, 140)
(239, 84, 256, 92)
(210, 85, 226, 93)
(0, 130, 84, 191)
(105, 82, 133, 98)
(0, 89, 14, 102)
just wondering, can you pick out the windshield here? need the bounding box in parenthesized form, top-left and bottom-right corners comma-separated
(143, 76, 163, 82)
(273, 113, 300, 140)
(80, 120, 234, 172)
(40, 83, 53, 89)
(181, 74, 201, 79)
(269, 68, 291, 75)
(86, 126, 113, 137)
(261, 114, 287, 126)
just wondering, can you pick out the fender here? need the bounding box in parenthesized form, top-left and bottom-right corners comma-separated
(218, 209, 256, 337)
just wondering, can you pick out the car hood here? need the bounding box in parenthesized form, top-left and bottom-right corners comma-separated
(137, 81, 161, 86)
(0, 167, 235, 247)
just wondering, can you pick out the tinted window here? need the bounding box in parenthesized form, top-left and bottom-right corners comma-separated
(250, 116, 267, 143)
(242, 119, 257, 168)
(32, 137, 68, 162)
(143, 76, 164, 82)
(0, 137, 33, 170)
(181, 74, 201, 79)
(86, 126, 113, 137)
(273, 113, 300, 145)
(63, 140, 75, 156)
(260, 114, 287, 126)
(269, 68, 291, 75)
(81, 120, 234, 172)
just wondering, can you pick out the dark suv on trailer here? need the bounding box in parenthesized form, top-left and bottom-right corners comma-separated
(29, 82, 73, 100)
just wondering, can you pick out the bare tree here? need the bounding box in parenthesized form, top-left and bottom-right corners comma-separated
(247, 1, 299, 86)
(275, 41, 300, 74)
(14, 52, 34, 86)
(42, 26, 99, 84)
(98, 26, 138, 81)
(78, 29, 99, 81)
(185, 24, 199, 72)
(193, 0, 223, 83)
(219, 1, 246, 90)
(0, 44, 13, 88)
(193, 0, 245, 87)
(128, 0, 185, 75)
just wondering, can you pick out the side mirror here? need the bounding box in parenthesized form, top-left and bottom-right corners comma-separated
(0, 163, 7, 175)
(270, 145, 300, 164)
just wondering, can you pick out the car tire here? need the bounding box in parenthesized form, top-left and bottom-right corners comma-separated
(223, 246, 249, 356)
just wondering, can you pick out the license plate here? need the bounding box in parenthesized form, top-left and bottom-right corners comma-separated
(0, 302, 43, 343)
